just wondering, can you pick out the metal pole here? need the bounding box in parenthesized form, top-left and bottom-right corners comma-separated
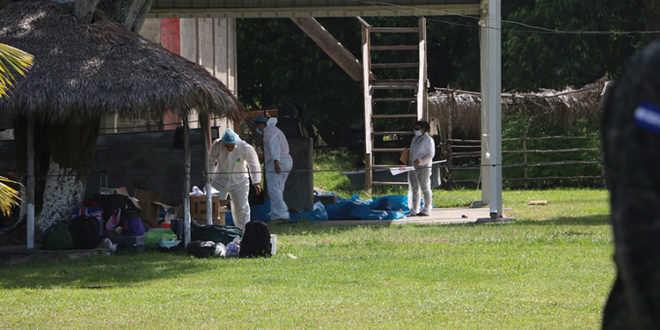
(361, 20, 373, 191)
(480, 0, 503, 218)
(183, 117, 192, 246)
(26, 117, 35, 249)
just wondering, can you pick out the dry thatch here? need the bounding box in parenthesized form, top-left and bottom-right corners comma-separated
(428, 78, 610, 139)
(0, 1, 243, 123)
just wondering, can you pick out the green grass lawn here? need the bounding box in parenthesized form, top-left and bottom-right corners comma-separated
(0, 189, 613, 328)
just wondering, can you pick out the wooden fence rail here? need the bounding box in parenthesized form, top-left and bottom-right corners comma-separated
(439, 135, 603, 186)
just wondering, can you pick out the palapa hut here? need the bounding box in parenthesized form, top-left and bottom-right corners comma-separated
(428, 79, 610, 140)
(0, 1, 243, 243)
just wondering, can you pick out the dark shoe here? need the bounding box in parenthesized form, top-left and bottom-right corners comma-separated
(417, 212, 430, 217)
(274, 218, 289, 224)
(408, 212, 418, 217)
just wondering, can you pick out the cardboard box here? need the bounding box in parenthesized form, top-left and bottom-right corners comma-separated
(134, 189, 171, 228)
(190, 195, 228, 226)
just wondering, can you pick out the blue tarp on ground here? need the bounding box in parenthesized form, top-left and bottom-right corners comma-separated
(226, 194, 409, 223)
(325, 194, 406, 220)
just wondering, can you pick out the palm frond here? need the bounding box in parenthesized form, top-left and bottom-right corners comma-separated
(0, 43, 33, 98)
(0, 177, 21, 216)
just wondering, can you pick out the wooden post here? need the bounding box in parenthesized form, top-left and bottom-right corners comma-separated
(523, 117, 531, 188)
(447, 93, 454, 185)
(200, 114, 213, 225)
(183, 117, 191, 247)
(361, 19, 373, 191)
(26, 116, 35, 249)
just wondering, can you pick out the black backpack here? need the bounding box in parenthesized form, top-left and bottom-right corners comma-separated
(239, 221, 272, 258)
(69, 215, 102, 249)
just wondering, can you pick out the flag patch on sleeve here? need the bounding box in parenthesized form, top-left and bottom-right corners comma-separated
(634, 102, 660, 134)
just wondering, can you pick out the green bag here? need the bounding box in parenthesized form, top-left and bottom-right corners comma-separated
(42, 222, 75, 250)
(144, 228, 177, 249)
(191, 225, 243, 246)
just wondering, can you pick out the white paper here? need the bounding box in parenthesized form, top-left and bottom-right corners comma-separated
(390, 166, 416, 176)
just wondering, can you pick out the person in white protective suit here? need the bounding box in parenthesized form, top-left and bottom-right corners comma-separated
(407, 120, 435, 216)
(208, 128, 262, 230)
(254, 116, 293, 223)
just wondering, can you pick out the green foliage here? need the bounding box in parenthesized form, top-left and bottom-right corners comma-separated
(501, 112, 602, 188)
(0, 189, 612, 328)
(501, 0, 647, 91)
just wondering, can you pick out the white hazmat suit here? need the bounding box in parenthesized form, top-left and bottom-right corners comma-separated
(263, 118, 293, 221)
(208, 138, 262, 230)
(408, 132, 435, 215)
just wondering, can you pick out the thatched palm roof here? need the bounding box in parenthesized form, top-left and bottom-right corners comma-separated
(428, 78, 610, 139)
(0, 1, 243, 122)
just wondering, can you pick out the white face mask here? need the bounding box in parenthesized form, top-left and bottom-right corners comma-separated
(413, 129, 423, 137)
(256, 128, 263, 135)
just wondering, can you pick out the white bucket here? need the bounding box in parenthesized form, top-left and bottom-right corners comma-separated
(270, 234, 277, 255)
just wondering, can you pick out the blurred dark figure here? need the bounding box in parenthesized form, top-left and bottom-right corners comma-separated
(602, 41, 660, 329)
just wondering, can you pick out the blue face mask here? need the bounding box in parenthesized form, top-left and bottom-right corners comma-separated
(256, 128, 263, 135)
(413, 129, 422, 137)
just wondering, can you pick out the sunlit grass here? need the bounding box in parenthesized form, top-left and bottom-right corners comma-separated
(0, 188, 613, 328)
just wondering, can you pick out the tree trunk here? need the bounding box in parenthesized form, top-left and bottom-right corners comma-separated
(37, 159, 86, 231)
(98, 0, 153, 32)
(14, 117, 100, 233)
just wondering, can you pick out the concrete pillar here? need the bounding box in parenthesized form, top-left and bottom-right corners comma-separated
(479, 0, 503, 218)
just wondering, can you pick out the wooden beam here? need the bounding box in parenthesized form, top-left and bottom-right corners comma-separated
(148, 4, 482, 18)
(291, 17, 366, 82)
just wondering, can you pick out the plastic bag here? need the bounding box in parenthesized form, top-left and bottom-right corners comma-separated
(144, 228, 177, 249)
(290, 201, 328, 222)
(372, 195, 409, 213)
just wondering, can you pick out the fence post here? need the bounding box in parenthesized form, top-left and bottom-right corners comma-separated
(447, 91, 454, 185)
(523, 118, 531, 188)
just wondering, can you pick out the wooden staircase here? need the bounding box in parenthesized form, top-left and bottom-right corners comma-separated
(359, 17, 428, 189)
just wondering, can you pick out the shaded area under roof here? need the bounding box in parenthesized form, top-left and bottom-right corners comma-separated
(0, 1, 243, 123)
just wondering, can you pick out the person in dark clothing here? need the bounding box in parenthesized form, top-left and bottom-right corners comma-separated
(601, 40, 660, 329)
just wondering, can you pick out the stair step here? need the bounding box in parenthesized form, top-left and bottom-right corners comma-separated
(371, 62, 419, 69)
(371, 45, 419, 51)
(370, 27, 419, 33)
(373, 97, 416, 102)
(372, 131, 414, 135)
(372, 114, 418, 119)
(371, 81, 418, 89)
(373, 147, 407, 152)
(372, 181, 409, 186)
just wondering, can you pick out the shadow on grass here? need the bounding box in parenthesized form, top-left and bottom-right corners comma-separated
(0, 251, 216, 289)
